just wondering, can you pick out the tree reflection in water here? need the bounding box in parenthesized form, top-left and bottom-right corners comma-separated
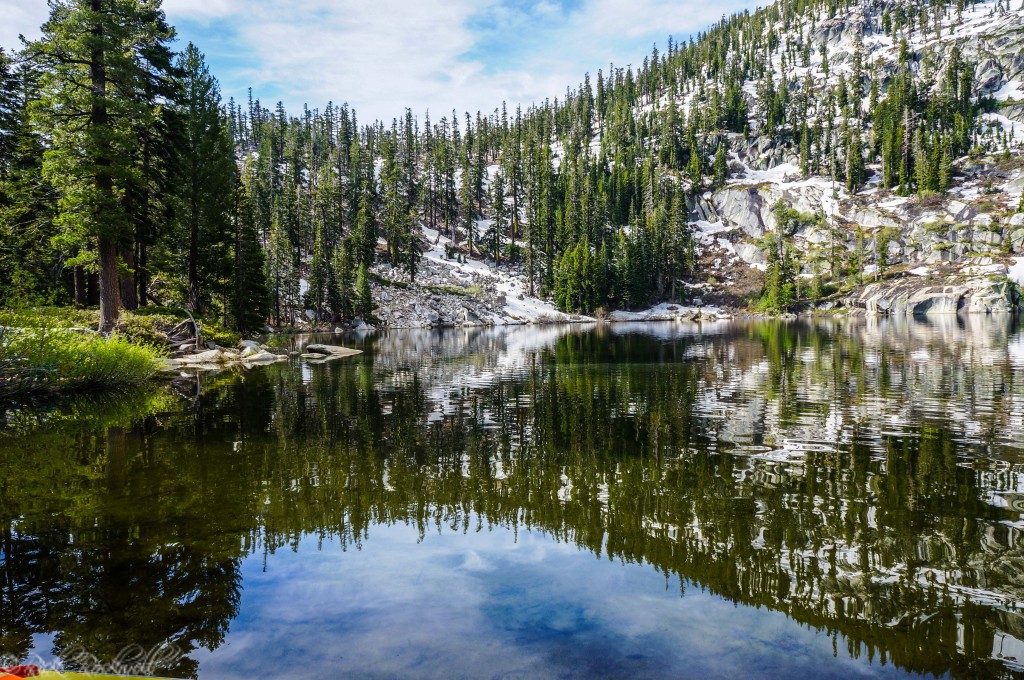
(2, 317, 1024, 678)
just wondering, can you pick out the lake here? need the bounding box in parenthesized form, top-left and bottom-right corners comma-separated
(3, 317, 1024, 679)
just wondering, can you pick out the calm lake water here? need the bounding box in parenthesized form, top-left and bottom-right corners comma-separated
(3, 317, 1024, 679)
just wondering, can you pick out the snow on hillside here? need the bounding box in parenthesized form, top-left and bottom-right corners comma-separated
(359, 0, 1024, 327)
(671, 0, 1024, 314)
(418, 225, 569, 324)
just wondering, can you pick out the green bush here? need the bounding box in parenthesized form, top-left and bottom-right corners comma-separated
(0, 307, 98, 330)
(0, 306, 240, 348)
(0, 327, 160, 398)
(199, 323, 240, 347)
(116, 312, 185, 348)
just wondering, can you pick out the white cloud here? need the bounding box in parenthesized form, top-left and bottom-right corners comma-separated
(215, 0, 761, 121)
(221, 0, 499, 121)
(0, 0, 48, 49)
(163, 0, 236, 21)
(0, 0, 764, 123)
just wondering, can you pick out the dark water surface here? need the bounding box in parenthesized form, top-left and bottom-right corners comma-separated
(3, 318, 1024, 679)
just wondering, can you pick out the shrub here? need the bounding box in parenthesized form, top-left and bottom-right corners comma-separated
(116, 312, 186, 348)
(0, 326, 160, 399)
(200, 323, 241, 348)
(0, 307, 98, 330)
(0, 306, 240, 349)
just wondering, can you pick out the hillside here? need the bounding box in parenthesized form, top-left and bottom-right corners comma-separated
(686, 0, 1024, 316)
(3, 0, 1024, 332)
(280, 0, 1024, 327)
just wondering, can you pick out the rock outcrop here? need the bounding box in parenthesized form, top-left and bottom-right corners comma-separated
(843, 268, 1020, 316)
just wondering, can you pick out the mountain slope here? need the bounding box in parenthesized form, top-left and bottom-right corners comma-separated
(679, 0, 1024, 315)
(222, 0, 1024, 328)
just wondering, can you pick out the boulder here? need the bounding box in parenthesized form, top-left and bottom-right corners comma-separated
(176, 349, 227, 364)
(713, 187, 769, 238)
(305, 344, 362, 357)
(734, 242, 767, 266)
(245, 351, 288, 363)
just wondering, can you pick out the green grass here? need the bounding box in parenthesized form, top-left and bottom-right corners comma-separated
(0, 305, 242, 398)
(0, 326, 160, 399)
(425, 283, 484, 298)
(0, 306, 241, 348)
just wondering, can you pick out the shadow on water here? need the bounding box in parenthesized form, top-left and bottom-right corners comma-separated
(3, 316, 1024, 678)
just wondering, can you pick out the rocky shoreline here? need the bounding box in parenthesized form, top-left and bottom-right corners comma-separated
(162, 340, 362, 373)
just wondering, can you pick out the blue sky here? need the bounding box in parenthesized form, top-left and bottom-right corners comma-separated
(2, 0, 762, 122)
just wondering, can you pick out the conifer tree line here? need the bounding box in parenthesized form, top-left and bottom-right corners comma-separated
(0, 0, 1017, 330)
(0, 1, 269, 333)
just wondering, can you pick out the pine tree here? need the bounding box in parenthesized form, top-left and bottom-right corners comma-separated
(231, 184, 270, 334)
(875, 227, 899, 279)
(713, 142, 729, 187)
(0, 52, 55, 306)
(174, 43, 235, 314)
(938, 144, 952, 194)
(355, 261, 373, 319)
(460, 148, 476, 253)
(668, 191, 694, 301)
(402, 206, 421, 282)
(354, 182, 378, 267)
(30, 0, 175, 333)
(331, 239, 355, 320)
(308, 220, 329, 321)
(687, 138, 703, 189)
(487, 170, 507, 265)
(267, 204, 299, 325)
(846, 129, 865, 193)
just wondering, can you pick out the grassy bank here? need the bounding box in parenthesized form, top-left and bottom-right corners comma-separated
(0, 306, 240, 347)
(0, 306, 242, 399)
(0, 326, 160, 398)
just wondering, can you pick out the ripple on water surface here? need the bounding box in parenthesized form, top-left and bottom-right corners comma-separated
(3, 317, 1024, 679)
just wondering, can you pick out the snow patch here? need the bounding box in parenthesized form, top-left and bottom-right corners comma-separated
(1009, 258, 1024, 288)
(995, 80, 1024, 102)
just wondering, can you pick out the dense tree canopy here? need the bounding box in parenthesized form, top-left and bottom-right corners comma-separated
(0, 0, 1016, 328)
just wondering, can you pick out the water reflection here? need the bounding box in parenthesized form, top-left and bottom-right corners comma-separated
(2, 317, 1024, 678)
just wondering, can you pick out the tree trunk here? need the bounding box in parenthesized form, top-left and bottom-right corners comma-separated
(188, 208, 200, 313)
(98, 237, 121, 333)
(121, 244, 138, 310)
(90, 0, 120, 333)
(73, 266, 87, 307)
(138, 242, 148, 307)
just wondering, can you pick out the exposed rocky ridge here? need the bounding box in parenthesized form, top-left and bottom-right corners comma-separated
(843, 266, 1020, 315)
(689, 153, 1024, 315)
(680, 0, 1024, 316)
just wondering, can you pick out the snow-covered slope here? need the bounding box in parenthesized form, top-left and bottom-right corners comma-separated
(355, 0, 1024, 326)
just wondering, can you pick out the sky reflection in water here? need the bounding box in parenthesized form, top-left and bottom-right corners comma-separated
(196, 526, 909, 680)
(3, 317, 1024, 678)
